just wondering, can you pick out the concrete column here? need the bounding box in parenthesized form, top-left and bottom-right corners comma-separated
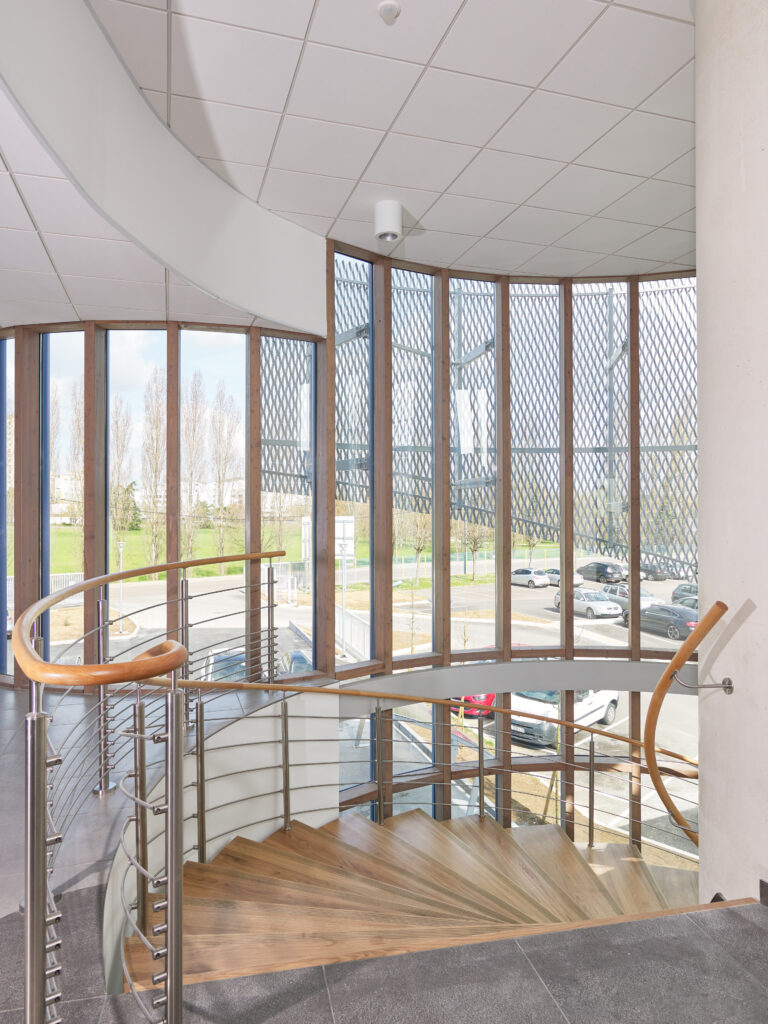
(697, 0, 768, 901)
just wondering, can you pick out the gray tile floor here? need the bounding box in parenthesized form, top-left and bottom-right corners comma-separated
(3, 683, 768, 1024)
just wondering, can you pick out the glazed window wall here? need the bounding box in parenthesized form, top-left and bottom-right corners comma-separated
(334, 253, 374, 667)
(392, 268, 435, 656)
(449, 278, 497, 652)
(1, 336, 10, 674)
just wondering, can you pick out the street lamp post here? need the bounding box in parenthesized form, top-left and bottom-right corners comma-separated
(118, 541, 125, 634)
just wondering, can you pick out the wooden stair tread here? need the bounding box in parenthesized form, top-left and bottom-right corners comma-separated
(261, 820, 505, 922)
(511, 825, 622, 919)
(578, 843, 668, 915)
(383, 809, 562, 924)
(649, 864, 699, 909)
(211, 834, 479, 921)
(441, 815, 587, 922)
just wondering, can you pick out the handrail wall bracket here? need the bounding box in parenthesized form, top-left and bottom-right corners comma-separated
(672, 670, 733, 695)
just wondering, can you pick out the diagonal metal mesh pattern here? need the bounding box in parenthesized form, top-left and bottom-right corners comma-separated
(334, 253, 372, 504)
(450, 278, 497, 528)
(573, 283, 630, 561)
(510, 283, 561, 543)
(639, 278, 697, 578)
(392, 268, 433, 514)
(261, 335, 314, 497)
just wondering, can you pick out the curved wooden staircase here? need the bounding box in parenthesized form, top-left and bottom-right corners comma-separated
(125, 809, 720, 991)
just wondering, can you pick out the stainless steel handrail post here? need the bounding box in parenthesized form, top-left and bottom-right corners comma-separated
(281, 699, 291, 831)
(164, 677, 184, 1024)
(95, 587, 113, 795)
(180, 570, 191, 730)
(196, 699, 207, 863)
(25, 695, 50, 1024)
(133, 700, 149, 933)
(478, 716, 485, 819)
(375, 706, 384, 825)
(588, 736, 595, 849)
(267, 565, 276, 684)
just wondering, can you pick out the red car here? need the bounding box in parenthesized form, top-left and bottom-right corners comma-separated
(451, 693, 495, 718)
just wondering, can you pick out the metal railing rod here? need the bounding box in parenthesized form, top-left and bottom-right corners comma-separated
(196, 700, 207, 863)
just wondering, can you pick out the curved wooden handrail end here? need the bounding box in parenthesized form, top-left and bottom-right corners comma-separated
(643, 600, 729, 847)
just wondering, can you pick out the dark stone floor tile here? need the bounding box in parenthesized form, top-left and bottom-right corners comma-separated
(519, 913, 768, 1024)
(325, 941, 567, 1024)
(686, 904, 768, 994)
(102, 967, 333, 1024)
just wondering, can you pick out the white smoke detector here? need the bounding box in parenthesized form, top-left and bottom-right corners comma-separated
(377, 1, 401, 26)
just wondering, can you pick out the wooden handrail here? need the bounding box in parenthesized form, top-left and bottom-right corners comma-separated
(643, 600, 728, 846)
(11, 550, 285, 688)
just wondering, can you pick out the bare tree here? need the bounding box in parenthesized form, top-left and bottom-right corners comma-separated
(141, 367, 166, 568)
(67, 381, 84, 527)
(181, 371, 207, 560)
(209, 381, 241, 563)
(465, 520, 493, 581)
(109, 395, 134, 566)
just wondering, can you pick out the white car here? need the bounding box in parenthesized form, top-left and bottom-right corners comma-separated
(508, 688, 620, 747)
(554, 587, 622, 619)
(511, 568, 550, 588)
(545, 568, 584, 588)
(601, 583, 662, 612)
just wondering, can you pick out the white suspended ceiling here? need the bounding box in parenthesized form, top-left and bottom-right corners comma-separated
(0, 0, 696, 329)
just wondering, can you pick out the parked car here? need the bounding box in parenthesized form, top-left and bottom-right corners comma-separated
(451, 693, 495, 718)
(545, 568, 584, 587)
(508, 688, 620, 747)
(203, 647, 246, 682)
(671, 582, 698, 604)
(621, 603, 699, 640)
(601, 583, 662, 611)
(639, 562, 668, 581)
(554, 588, 622, 619)
(674, 595, 698, 612)
(280, 649, 313, 674)
(510, 567, 550, 588)
(576, 561, 623, 584)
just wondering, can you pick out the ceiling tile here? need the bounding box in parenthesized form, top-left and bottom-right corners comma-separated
(142, 89, 168, 121)
(655, 149, 695, 186)
(391, 229, 476, 265)
(584, 254, 662, 275)
(271, 118, 383, 180)
(490, 206, 586, 244)
(116, 0, 166, 10)
(419, 195, 513, 236)
(168, 283, 251, 321)
(331, 219, 404, 257)
(75, 303, 166, 321)
(0, 91, 65, 178)
(651, 261, 695, 274)
(170, 95, 280, 165)
(89, 0, 167, 93)
(259, 168, 354, 217)
(665, 209, 695, 231)
(435, 0, 603, 86)
(288, 44, 422, 130)
(172, 16, 301, 110)
(310, 0, 464, 63)
(0, 174, 33, 230)
(490, 91, 627, 163)
(62, 276, 166, 310)
(201, 160, 265, 202)
(543, 6, 693, 107)
(599, 178, 694, 224)
(44, 235, 166, 282)
(364, 134, 477, 192)
(458, 237, 544, 271)
(617, 0, 694, 22)
(516, 247, 599, 276)
(172, 0, 314, 37)
(0, 298, 78, 328)
(523, 165, 643, 215)
(0, 228, 54, 273)
(617, 226, 695, 261)
(339, 182, 440, 225)
(394, 70, 529, 147)
(0, 270, 68, 304)
(451, 150, 564, 205)
(640, 62, 694, 120)
(576, 111, 694, 177)
(557, 217, 651, 253)
(277, 212, 333, 235)
(15, 175, 126, 239)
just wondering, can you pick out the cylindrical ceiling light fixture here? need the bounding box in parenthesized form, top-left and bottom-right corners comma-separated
(374, 199, 403, 242)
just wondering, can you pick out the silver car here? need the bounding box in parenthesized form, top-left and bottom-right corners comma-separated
(511, 567, 550, 588)
(545, 568, 584, 587)
(554, 588, 623, 619)
(601, 583, 662, 612)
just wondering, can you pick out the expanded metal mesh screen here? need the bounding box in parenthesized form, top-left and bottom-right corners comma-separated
(334, 253, 372, 504)
(260, 336, 313, 497)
